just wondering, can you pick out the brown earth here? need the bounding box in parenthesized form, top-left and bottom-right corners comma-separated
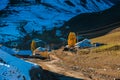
(54, 48, 120, 80)
(27, 48, 120, 80)
(27, 53, 90, 80)
(26, 27, 120, 80)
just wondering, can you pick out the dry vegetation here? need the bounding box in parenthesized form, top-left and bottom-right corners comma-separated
(53, 29, 120, 80)
(91, 31, 120, 44)
(28, 28, 120, 80)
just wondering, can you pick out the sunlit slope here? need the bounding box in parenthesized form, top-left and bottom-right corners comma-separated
(91, 30, 120, 52)
(92, 31, 120, 45)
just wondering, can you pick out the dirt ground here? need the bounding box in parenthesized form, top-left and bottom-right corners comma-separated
(26, 48, 120, 80)
(53, 49, 120, 80)
(27, 55, 90, 80)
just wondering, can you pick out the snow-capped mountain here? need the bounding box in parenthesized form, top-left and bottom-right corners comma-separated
(0, 0, 116, 43)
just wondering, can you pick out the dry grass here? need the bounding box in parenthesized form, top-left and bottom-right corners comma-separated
(92, 44, 120, 52)
(91, 31, 120, 44)
(54, 30, 120, 80)
(109, 27, 120, 34)
(55, 49, 120, 80)
(91, 31, 120, 52)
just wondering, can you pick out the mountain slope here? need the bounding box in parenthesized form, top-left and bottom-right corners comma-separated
(61, 3, 120, 38)
(54, 29, 120, 80)
(0, 0, 115, 43)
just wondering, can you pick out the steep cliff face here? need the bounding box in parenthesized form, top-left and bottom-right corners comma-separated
(0, 0, 115, 42)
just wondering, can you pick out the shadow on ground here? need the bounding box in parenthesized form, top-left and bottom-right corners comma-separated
(42, 70, 84, 80)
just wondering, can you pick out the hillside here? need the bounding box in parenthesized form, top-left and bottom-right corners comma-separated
(0, 0, 118, 49)
(61, 3, 120, 38)
(0, 25, 119, 80)
(91, 28, 120, 44)
(26, 27, 120, 80)
(1, 1, 120, 80)
(0, 0, 114, 42)
(50, 28, 120, 80)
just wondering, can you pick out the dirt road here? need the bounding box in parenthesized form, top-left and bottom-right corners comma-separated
(26, 55, 91, 80)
